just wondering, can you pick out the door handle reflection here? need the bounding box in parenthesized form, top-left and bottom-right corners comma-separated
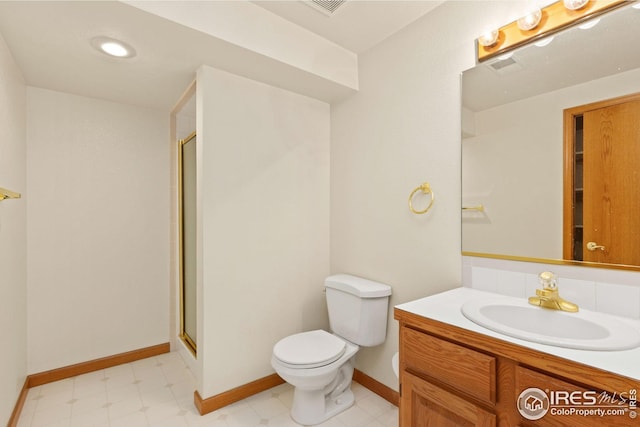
(586, 241, 606, 251)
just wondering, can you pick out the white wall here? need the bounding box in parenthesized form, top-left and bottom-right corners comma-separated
(196, 66, 331, 398)
(26, 88, 170, 373)
(330, 1, 543, 390)
(0, 32, 27, 425)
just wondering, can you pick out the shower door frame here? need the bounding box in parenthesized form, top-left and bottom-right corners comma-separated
(178, 131, 197, 355)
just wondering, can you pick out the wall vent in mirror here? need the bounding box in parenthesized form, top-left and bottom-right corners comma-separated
(488, 56, 522, 75)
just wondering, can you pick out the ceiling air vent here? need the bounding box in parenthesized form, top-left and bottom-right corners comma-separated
(305, 0, 348, 16)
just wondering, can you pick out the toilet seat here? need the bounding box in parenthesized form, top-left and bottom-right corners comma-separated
(273, 330, 346, 369)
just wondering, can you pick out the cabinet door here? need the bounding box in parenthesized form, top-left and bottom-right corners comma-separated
(401, 371, 496, 427)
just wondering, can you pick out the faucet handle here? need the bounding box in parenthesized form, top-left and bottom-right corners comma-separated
(538, 271, 557, 290)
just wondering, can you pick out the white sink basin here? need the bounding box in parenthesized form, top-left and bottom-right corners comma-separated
(461, 298, 640, 351)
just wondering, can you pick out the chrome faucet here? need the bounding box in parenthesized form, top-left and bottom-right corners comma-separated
(528, 271, 579, 312)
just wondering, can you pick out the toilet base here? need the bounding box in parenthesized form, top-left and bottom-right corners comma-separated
(289, 357, 356, 425)
(324, 387, 355, 421)
(291, 385, 354, 426)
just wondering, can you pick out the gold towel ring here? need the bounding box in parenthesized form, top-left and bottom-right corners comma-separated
(409, 182, 435, 215)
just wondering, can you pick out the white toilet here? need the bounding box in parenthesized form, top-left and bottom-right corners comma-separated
(271, 274, 392, 425)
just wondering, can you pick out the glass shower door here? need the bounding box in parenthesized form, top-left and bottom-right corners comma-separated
(179, 132, 197, 354)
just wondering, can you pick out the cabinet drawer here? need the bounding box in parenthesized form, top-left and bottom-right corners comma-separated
(402, 327, 496, 405)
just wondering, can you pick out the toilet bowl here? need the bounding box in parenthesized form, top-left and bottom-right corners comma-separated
(272, 330, 359, 425)
(271, 274, 392, 426)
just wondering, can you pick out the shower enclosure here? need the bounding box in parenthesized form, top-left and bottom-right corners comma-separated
(173, 83, 197, 355)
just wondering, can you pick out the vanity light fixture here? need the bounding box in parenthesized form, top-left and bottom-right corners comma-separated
(517, 8, 542, 31)
(477, 0, 627, 62)
(91, 36, 136, 59)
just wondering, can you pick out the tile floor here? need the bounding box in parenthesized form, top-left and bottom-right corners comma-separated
(17, 352, 398, 427)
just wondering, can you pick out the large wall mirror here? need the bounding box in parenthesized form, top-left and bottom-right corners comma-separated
(462, 2, 640, 270)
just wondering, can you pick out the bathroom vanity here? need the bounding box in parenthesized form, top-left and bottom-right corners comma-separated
(395, 288, 640, 427)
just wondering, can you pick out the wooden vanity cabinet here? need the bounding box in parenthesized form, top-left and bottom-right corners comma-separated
(395, 308, 639, 427)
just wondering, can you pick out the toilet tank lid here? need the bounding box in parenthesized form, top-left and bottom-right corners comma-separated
(325, 274, 392, 298)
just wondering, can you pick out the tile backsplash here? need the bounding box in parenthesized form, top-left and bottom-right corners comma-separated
(463, 256, 640, 319)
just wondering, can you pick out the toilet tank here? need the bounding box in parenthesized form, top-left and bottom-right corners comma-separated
(325, 274, 392, 347)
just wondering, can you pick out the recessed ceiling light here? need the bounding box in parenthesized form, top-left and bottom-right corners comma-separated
(91, 36, 136, 59)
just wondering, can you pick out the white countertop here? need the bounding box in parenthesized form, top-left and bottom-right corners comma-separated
(396, 287, 640, 381)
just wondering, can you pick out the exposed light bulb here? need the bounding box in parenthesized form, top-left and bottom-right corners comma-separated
(478, 30, 499, 47)
(563, 0, 589, 10)
(517, 9, 542, 31)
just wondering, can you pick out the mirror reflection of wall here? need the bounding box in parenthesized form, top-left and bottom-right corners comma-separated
(461, 3, 640, 269)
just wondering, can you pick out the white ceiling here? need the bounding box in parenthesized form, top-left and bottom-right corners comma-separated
(0, 1, 442, 111)
(252, 1, 443, 53)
